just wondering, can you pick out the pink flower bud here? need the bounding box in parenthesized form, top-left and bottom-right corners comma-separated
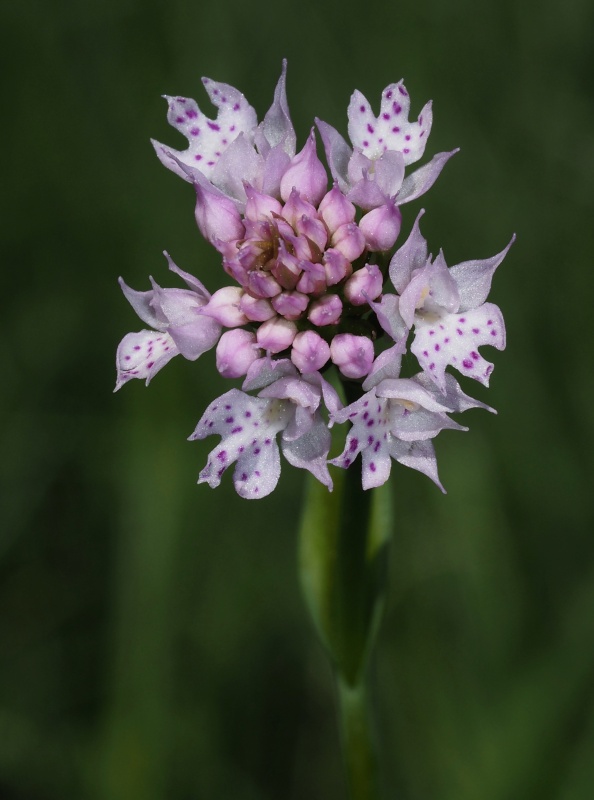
(281, 188, 318, 228)
(344, 264, 383, 306)
(291, 330, 331, 373)
(247, 270, 282, 298)
(359, 203, 402, 252)
(330, 333, 374, 379)
(323, 248, 352, 286)
(239, 292, 276, 322)
(294, 215, 328, 252)
(331, 222, 366, 261)
(271, 291, 309, 320)
(256, 316, 297, 353)
(244, 184, 283, 222)
(216, 330, 261, 378)
(308, 294, 343, 326)
(194, 183, 244, 248)
(296, 261, 326, 296)
(318, 186, 356, 233)
(280, 130, 328, 206)
(200, 286, 248, 327)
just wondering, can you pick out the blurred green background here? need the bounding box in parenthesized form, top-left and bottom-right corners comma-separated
(2, 0, 594, 797)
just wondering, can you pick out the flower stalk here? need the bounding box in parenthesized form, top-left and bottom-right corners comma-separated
(299, 402, 393, 798)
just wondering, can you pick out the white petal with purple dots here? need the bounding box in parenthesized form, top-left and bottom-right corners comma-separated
(347, 82, 432, 166)
(115, 330, 178, 391)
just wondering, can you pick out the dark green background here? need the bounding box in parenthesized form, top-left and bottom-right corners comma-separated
(3, 0, 594, 797)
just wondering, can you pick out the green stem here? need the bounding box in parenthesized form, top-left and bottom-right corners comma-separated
(337, 677, 380, 800)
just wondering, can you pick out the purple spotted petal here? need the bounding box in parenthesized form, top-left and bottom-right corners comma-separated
(395, 150, 458, 205)
(347, 82, 432, 166)
(115, 330, 178, 391)
(449, 235, 515, 312)
(254, 60, 296, 158)
(388, 439, 445, 492)
(388, 209, 428, 294)
(190, 389, 292, 499)
(411, 303, 505, 390)
(151, 78, 258, 184)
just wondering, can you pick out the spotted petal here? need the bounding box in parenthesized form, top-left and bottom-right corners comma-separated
(411, 303, 506, 390)
(115, 330, 178, 391)
(152, 78, 258, 183)
(348, 82, 432, 166)
(190, 389, 292, 499)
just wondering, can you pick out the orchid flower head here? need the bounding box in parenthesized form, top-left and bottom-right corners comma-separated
(115, 62, 513, 497)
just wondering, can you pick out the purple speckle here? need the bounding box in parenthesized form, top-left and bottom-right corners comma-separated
(231, 426, 243, 434)
(124, 355, 131, 361)
(367, 123, 374, 133)
(217, 451, 227, 461)
(175, 116, 184, 124)
(374, 441, 381, 452)
(393, 102, 402, 114)
(429, 329, 435, 336)
(392, 126, 400, 133)
(194, 155, 203, 161)
(370, 462, 376, 472)
(491, 329, 498, 336)
(208, 421, 214, 428)
(207, 121, 220, 131)
(423, 350, 429, 357)
(363, 401, 369, 407)
(419, 115, 423, 125)
(471, 351, 480, 361)
(190, 127, 200, 136)
(456, 328, 463, 336)
(240, 473, 248, 481)
(386, 90, 393, 99)
(224, 405, 231, 410)
(360, 105, 366, 113)
(225, 416, 234, 424)
(133, 345, 140, 351)
(238, 446, 245, 453)
(405, 134, 411, 141)
(403, 148, 410, 154)
(233, 102, 240, 111)
(487, 319, 493, 325)
(366, 419, 374, 427)
(458, 317, 466, 323)
(434, 344, 440, 351)
(254, 470, 261, 477)
(253, 487, 259, 494)
(222, 138, 228, 145)
(230, 125, 236, 132)
(254, 447, 261, 455)
(349, 438, 359, 452)
(177, 98, 186, 104)
(420, 131, 425, 137)
(217, 467, 225, 478)
(362, 140, 369, 147)
(439, 324, 445, 330)
(363, 411, 369, 420)
(186, 109, 197, 119)
(429, 363, 435, 370)
(382, 113, 390, 120)
(264, 438, 272, 445)
(146, 361, 154, 369)
(245, 411, 252, 418)
(344, 458, 351, 468)
(462, 359, 473, 369)
(472, 327, 480, 334)
(399, 85, 407, 95)
(367, 436, 374, 445)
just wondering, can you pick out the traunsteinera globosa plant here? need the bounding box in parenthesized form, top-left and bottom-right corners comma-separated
(114, 62, 514, 800)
